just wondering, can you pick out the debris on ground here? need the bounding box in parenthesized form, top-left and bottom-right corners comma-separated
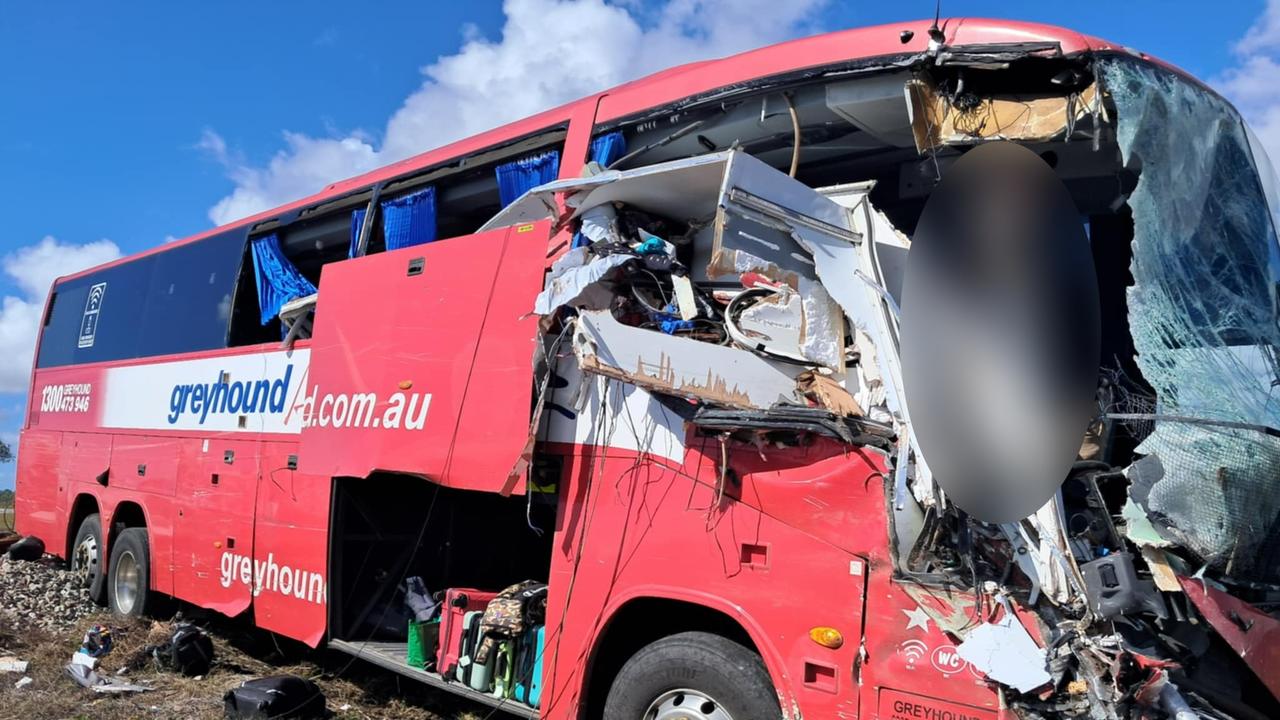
(144, 622, 214, 677)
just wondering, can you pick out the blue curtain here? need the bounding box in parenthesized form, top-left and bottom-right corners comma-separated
(590, 131, 627, 168)
(250, 233, 317, 325)
(347, 188, 437, 258)
(382, 186, 437, 250)
(496, 150, 561, 208)
(348, 207, 367, 258)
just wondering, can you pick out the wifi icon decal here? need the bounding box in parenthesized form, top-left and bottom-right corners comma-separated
(897, 639, 928, 669)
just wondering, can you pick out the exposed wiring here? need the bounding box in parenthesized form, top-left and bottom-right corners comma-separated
(706, 434, 730, 531)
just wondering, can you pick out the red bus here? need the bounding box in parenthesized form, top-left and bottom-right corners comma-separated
(16, 17, 1280, 720)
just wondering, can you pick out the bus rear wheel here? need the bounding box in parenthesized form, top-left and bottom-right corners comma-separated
(71, 514, 107, 605)
(108, 527, 151, 618)
(603, 631, 782, 720)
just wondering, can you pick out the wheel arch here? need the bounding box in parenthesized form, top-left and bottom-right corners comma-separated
(580, 587, 790, 719)
(64, 493, 101, 561)
(105, 499, 149, 552)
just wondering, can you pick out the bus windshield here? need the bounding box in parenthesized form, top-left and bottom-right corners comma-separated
(1101, 56, 1280, 581)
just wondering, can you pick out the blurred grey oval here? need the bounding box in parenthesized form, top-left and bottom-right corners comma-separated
(901, 141, 1100, 523)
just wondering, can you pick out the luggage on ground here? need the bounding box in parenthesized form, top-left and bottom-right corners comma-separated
(223, 675, 326, 719)
(152, 622, 214, 676)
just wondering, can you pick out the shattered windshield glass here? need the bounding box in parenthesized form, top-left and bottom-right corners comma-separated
(1100, 57, 1280, 581)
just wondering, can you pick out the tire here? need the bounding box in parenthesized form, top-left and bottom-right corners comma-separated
(71, 514, 108, 605)
(108, 527, 151, 618)
(603, 631, 782, 720)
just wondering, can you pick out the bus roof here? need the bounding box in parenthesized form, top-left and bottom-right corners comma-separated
(58, 17, 1129, 285)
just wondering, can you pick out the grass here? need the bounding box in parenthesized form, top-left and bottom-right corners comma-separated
(0, 610, 497, 720)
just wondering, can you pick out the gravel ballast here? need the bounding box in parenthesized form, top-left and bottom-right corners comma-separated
(0, 555, 97, 632)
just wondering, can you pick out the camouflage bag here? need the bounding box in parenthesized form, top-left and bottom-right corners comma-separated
(474, 580, 547, 664)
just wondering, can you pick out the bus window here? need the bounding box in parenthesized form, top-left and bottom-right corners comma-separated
(139, 230, 245, 358)
(36, 256, 156, 368)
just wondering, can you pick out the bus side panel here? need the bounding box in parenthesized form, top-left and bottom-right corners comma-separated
(108, 436, 180, 497)
(542, 446, 868, 719)
(299, 223, 548, 490)
(106, 436, 180, 595)
(57, 432, 114, 555)
(252, 440, 330, 647)
(446, 223, 552, 492)
(14, 429, 63, 548)
(171, 437, 258, 616)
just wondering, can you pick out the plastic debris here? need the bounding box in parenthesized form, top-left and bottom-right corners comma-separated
(956, 614, 1051, 693)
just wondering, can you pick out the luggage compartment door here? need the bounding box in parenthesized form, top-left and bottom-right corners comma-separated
(298, 221, 550, 492)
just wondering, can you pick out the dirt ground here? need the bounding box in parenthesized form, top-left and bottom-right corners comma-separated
(0, 609, 510, 720)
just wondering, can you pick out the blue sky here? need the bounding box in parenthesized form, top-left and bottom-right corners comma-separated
(0, 0, 1276, 489)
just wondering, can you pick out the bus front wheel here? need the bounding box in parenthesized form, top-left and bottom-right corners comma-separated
(107, 527, 151, 618)
(71, 514, 107, 606)
(603, 631, 782, 720)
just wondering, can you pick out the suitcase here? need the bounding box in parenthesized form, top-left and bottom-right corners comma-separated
(223, 675, 326, 719)
(514, 625, 545, 708)
(437, 588, 499, 679)
(491, 638, 516, 698)
(457, 610, 495, 692)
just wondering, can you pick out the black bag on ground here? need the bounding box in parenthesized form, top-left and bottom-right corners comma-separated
(224, 675, 326, 719)
(152, 622, 214, 676)
(7, 535, 44, 561)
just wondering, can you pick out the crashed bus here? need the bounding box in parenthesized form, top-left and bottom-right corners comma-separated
(14, 16, 1280, 720)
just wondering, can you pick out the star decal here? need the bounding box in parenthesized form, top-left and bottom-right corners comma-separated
(902, 605, 931, 633)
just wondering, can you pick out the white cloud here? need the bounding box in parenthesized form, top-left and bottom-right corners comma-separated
(1216, 0, 1280, 167)
(0, 236, 121, 393)
(202, 0, 828, 226)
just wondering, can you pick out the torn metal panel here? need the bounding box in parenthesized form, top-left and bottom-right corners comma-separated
(480, 152, 733, 233)
(480, 148, 860, 291)
(572, 309, 804, 411)
(542, 352, 689, 465)
(825, 72, 917, 148)
(691, 405, 894, 450)
(1178, 576, 1280, 702)
(956, 614, 1052, 693)
(905, 73, 1101, 153)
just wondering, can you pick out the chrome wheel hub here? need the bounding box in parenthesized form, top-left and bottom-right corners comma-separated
(72, 535, 99, 586)
(113, 550, 139, 613)
(644, 689, 735, 720)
